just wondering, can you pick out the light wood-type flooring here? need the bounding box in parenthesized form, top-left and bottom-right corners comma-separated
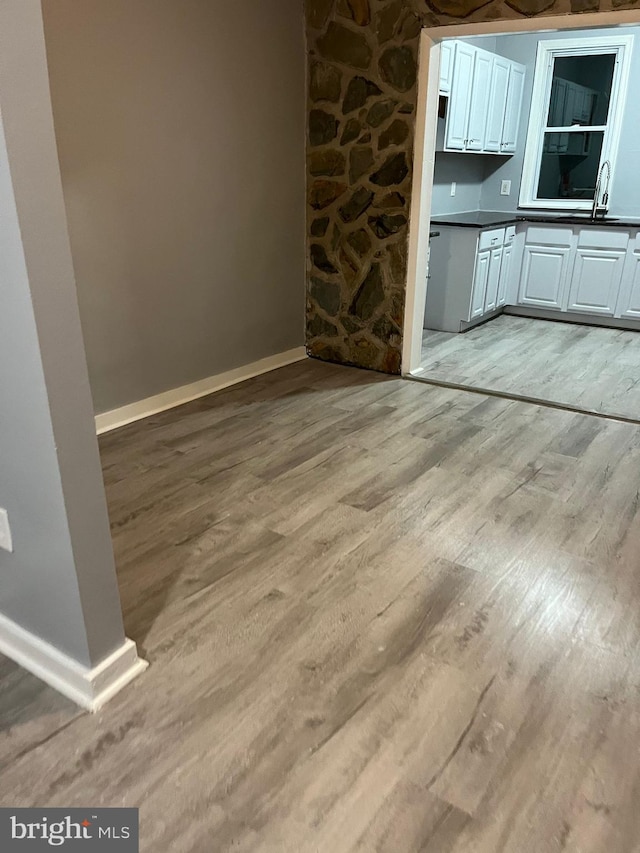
(420, 314, 640, 422)
(2, 358, 640, 852)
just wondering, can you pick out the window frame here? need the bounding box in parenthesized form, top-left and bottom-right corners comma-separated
(518, 34, 634, 211)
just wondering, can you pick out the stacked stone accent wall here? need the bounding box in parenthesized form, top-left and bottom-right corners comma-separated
(305, 0, 639, 374)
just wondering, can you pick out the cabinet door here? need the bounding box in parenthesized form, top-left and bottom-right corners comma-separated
(470, 249, 490, 319)
(439, 41, 454, 95)
(518, 245, 571, 309)
(568, 249, 626, 316)
(497, 243, 512, 307)
(466, 50, 492, 151)
(616, 250, 640, 319)
(445, 42, 475, 151)
(485, 57, 510, 153)
(484, 247, 503, 313)
(500, 63, 525, 155)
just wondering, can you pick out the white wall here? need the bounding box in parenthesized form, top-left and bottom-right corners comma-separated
(41, 0, 306, 415)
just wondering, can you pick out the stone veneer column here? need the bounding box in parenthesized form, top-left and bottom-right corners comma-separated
(305, 0, 639, 374)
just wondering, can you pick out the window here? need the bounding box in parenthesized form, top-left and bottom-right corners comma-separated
(519, 35, 634, 210)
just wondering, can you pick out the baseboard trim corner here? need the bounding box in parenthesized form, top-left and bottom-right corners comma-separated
(0, 613, 148, 711)
(95, 346, 307, 435)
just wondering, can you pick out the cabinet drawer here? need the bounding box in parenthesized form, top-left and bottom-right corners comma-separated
(577, 228, 628, 251)
(478, 227, 505, 251)
(525, 226, 572, 247)
(504, 225, 516, 244)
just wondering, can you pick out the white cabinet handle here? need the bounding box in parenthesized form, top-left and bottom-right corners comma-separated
(491, 237, 499, 244)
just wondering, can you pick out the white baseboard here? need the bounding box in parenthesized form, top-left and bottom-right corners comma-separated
(95, 346, 307, 435)
(0, 612, 148, 712)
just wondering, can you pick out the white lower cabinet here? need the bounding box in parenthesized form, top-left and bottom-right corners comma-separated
(567, 229, 628, 316)
(568, 250, 626, 315)
(425, 222, 640, 334)
(616, 233, 640, 319)
(517, 225, 636, 319)
(497, 243, 512, 307)
(472, 227, 507, 318)
(484, 247, 503, 313)
(424, 224, 516, 333)
(519, 245, 571, 309)
(470, 250, 490, 319)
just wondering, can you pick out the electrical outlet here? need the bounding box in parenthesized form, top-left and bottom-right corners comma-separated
(500, 180, 512, 196)
(450, 181, 456, 197)
(0, 509, 12, 553)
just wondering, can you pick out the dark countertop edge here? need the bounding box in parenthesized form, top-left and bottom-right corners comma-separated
(430, 215, 519, 228)
(431, 213, 640, 229)
(520, 216, 640, 228)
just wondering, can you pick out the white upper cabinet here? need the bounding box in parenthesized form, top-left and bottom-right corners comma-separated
(466, 51, 492, 151)
(445, 42, 476, 151)
(439, 41, 455, 95)
(443, 41, 525, 156)
(485, 57, 510, 153)
(500, 63, 526, 155)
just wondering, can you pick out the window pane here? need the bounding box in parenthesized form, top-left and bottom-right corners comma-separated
(537, 131, 604, 200)
(546, 54, 615, 127)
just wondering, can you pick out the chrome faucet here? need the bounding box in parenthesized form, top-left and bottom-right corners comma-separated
(591, 160, 612, 220)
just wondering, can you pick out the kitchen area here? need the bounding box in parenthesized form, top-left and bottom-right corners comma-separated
(418, 25, 640, 421)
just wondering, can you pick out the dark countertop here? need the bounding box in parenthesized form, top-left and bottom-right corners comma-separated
(430, 211, 520, 228)
(521, 214, 640, 228)
(430, 210, 640, 229)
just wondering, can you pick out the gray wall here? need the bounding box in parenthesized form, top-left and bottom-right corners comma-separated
(479, 25, 640, 215)
(41, 0, 306, 415)
(0, 1, 126, 667)
(431, 153, 485, 215)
